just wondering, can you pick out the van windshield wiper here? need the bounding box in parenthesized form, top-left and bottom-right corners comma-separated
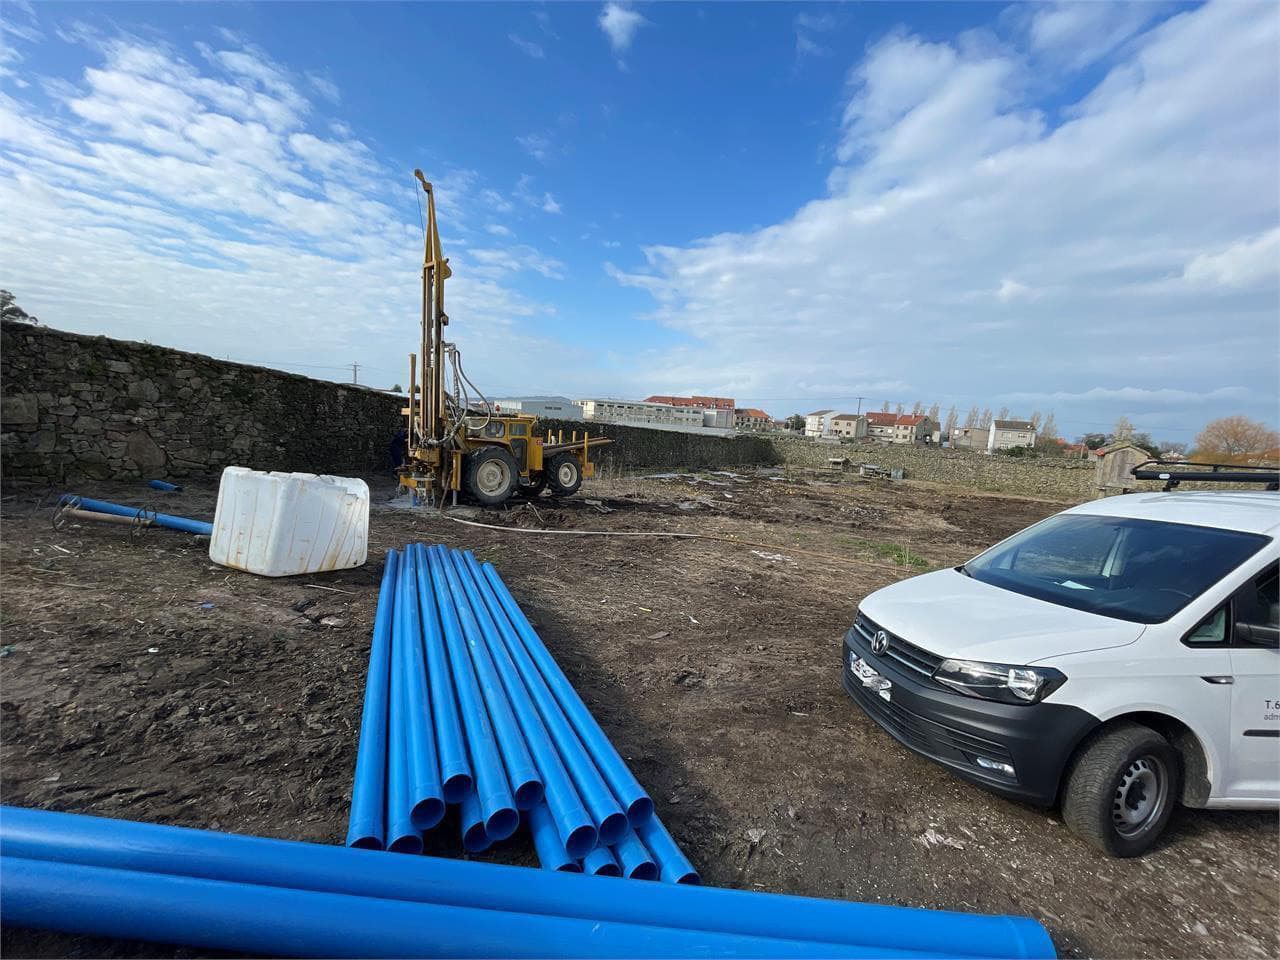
(956, 563, 971, 577)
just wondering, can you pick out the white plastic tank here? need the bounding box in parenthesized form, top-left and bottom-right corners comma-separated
(209, 467, 369, 577)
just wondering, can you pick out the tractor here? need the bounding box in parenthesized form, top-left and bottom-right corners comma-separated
(397, 170, 611, 507)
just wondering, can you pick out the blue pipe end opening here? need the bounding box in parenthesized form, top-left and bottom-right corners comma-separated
(513, 781, 545, 812)
(462, 822, 490, 854)
(347, 836, 383, 852)
(598, 811, 629, 847)
(485, 808, 519, 842)
(442, 774, 473, 806)
(627, 797, 655, 826)
(564, 824, 599, 861)
(628, 861, 659, 881)
(410, 798, 445, 832)
(387, 834, 423, 855)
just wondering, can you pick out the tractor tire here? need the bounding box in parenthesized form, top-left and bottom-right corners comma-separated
(545, 453, 583, 496)
(463, 446, 519, 506)
(1061, 722, 1180, 858)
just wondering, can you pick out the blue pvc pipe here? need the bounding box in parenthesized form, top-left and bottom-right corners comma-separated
(613, 825, 659, 881)
(1, 855, 907, 959)
(147, 479, 182, 492)
(0, 807, 1055, 958)
(439, 547, 543, 812)
(426, 548, 518, 842)
(460, 790, 491, 854)
(411, 544, 472, 804)
(397, 548, 445, 831)
(528, 803, 581, 873)
(463, 554, 628, 846)
(345, 549, 399, 850)
(584, 844, 623, 877)
(452, 553, 596, 857)
(61, 495, 213, 536)
(637, 812, 700, 885)
(480, 559, 653, 826)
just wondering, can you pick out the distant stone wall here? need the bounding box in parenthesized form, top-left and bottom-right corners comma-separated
(1, 320, 402, 485)
(769, 437, 1096, 500)
(536, 418, 780, 475)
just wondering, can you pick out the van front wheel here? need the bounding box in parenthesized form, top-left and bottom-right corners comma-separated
(1062, 722, 1180, 858)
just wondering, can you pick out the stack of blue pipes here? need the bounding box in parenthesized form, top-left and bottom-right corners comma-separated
(346, 543, 696, 881)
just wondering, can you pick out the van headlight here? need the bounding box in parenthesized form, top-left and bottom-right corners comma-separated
(933, 659, 1066, 705)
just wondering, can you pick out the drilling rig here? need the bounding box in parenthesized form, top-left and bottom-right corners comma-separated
(398, 170, 611, 507)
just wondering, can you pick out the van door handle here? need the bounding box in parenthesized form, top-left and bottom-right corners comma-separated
(1200, 675, 1234, 685)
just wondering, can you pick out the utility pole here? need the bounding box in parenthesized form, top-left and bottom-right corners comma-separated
(855, 396, 866, 415)
(351, 362, 361, 385)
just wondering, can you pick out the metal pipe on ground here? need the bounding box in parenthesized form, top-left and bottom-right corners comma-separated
(345, 549, 400, 850)
(479, 558, 653, 826)
(1, 855, 908, 960)
(425, 547, 518, 842)
(0, 807, 1055, 958)
(451, 552, 597, 859)
(409, 544, 471, 805)
(528, 803, 581, 873)
(438, 546, 543, 811)
(396, 548, 445, 831)
(58, 495, 213, 536)
(612, 826, 659, 881)
(459, 552, 627, 846)
(636, 811, 700, 885)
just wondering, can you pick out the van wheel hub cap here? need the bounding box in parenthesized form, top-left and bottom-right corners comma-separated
(1113, 756, 1166, 836)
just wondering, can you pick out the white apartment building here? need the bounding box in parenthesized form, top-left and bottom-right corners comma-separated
(578, 399, 734, 435)
(804, 410, 836, 437)
(492, 396, 584, 420)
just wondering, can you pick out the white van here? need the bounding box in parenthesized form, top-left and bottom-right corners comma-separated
(843, 489, 1279, 856)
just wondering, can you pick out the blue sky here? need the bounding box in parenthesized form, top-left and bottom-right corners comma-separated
(1, 1, 1277, 443)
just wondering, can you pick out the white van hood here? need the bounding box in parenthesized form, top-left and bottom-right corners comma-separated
(858, 568, 1145, 665)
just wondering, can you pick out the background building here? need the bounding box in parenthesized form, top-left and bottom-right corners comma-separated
(988, 419, 1037, 451)
(831, 413, 867, 439)
(735, 407, 770, 431)
(579, 398, 733, 435)
(804, 409, 836, 437)
(491, 396, 584, 420)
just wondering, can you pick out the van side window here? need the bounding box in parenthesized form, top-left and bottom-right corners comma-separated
(1186, 606, 1228, 645)
(1237, 569, 1279, 630)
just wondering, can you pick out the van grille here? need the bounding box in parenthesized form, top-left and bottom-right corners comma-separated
(854, 613, 945, 679)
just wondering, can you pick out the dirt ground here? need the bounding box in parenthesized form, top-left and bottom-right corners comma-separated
(1, 469, 1276, 959)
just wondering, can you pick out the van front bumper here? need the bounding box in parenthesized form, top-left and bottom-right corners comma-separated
(841, 628, 1099, 806)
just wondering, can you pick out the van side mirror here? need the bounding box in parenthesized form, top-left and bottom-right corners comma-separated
(1235, 622, 1280, 648)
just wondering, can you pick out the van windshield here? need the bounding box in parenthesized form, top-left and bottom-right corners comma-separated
(962, 515, 1270, 624)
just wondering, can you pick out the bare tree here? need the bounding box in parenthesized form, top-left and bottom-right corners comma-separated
(927, 402, 940, 423)
(894, 402, 904, 415)
(881, 400, 891, 413)
(1029, 410, 1042, 429)
(911, 401, 923, 416)
(1159, 440, 1188, 458)
(944, 406, 958, 436)
(964, 406, 979, 428)
(1194, 416, 1280, 463)
(1039, 412, 1059, 441)
(996, 406, 1010, 420)
(979, 407, 993, 428)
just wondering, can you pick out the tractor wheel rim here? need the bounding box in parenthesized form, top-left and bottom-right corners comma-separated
(1112, 755, 1167, 836)
(476, 460, 510, 496)
(558, 462, 577, 485)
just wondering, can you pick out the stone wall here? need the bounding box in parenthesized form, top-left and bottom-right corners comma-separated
(1, 321, 403, 485)
(769, 437, 1097, 500)
(535, 418, 780, 475)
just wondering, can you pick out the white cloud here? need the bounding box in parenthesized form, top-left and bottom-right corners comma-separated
(486, 223, 513, 237)
(0, 30, 567, 392)
(794, 11, 835, 60)
(598, 3, 646, 63)
(542, 193, 562, 215)
(306, 71, 340, 102)
(1026, 1, 1168, 72)
(509, 33, 545, 59)
(516, 132, 554, 162)
(606, 1, 1279, 433)
(1182, 227, 1280, 288)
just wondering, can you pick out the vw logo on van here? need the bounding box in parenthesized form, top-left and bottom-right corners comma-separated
(871, 630, 890, 655)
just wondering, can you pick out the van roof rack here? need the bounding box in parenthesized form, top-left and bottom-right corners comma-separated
(1130, 458, 1280, 492)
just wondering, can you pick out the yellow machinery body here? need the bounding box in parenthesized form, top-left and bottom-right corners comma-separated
(396, 170, 610, 507)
